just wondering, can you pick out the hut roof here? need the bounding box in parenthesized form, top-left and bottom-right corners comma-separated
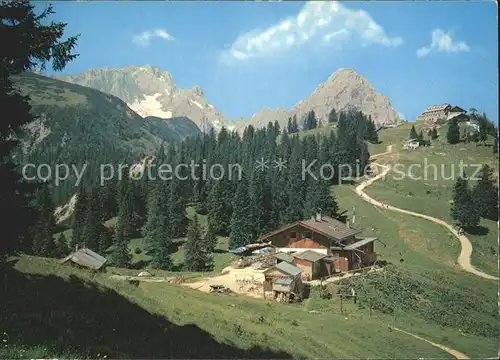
(293, 250, 327, 263)
(60, 248, 107, 270)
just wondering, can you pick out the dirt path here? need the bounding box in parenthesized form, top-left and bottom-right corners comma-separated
(389, 326, 469, 359)
(355, 145, 498, 280)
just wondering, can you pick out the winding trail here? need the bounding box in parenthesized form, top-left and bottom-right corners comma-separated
(356, 145, 498, 280)
(389, 326, 469, 359)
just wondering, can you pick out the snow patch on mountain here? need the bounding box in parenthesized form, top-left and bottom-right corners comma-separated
(189, 99, 204, 109)
(127, 93, 173, 119)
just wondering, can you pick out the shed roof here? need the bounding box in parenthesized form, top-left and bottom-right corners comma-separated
(60, 248, 107, 270)
(273, 252, 295, 263)
(274, 262, 302, 276)
(293, 250, 327, 263)
(343, 237, 377, 250)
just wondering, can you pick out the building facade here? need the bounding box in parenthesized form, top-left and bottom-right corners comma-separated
(258, 214, 377, 274)
(418, 104, 467, 124)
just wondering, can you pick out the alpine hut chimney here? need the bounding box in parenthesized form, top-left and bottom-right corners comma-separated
(316, 209, 322, 222)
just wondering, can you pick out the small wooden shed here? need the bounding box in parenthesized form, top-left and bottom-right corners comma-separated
(263, 262, 304, 301)
(292, 250, 328, 281)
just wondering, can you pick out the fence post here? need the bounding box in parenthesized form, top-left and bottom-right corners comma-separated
(340, 294, 343, 314)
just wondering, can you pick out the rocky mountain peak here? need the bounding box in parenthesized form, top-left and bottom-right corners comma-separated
(58, 65, 226, 132)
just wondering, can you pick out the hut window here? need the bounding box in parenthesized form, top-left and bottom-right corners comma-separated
(290, 231, 297, 239)
(304, 231, 312, 239)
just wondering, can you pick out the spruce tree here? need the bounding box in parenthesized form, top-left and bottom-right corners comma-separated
(111, 223, 131, 268)
(451, 173, 479, 228)
(81, 188, 104, 250)
(431, 127, 438, 140)
(207, 180, 232, 234)
(291, 115, 299, 133)
(229, 175, 254, 249)
(249, 169, 272, 237)
(204, 224, 218, 253)
(287, 117, 293, 134)
(0, 1, 78, 256)
(143, 182, 172, 270)
(328, 108, 338, 123)
(56, 232, 70, 257)
(409, 125, 418, 140)
(447, 118, 460, 144)
(32, 183, 58, 257)
(184, 215, 211, 271)
(471, 165, 498, 221)
(417, 130, 424, 142)
(168, 177, 187, 238)
(117, 188, 136, 238)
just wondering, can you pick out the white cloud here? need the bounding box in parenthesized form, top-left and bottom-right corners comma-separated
(220, 1, 403, 62)
(133, 29, 174, 46)
(416, 28, 470, 58)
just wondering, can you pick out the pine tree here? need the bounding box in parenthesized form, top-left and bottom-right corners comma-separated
(0, 1, 78, 256)
(97, 229, 112, 255)
(143, 182, 172, 270)
(430, 127, 438, 140)
(111, 224, 131, 268)
(249, 169, 272, 237)
(287, 117, 293, 134)
(117, 188, 136, 238)
(168, 178, 187, 238)
(328, 108, 338, 123)
(451, 173, 479, 228)
(477, 113, 488, 144)
(291, 115, 299, 133)
(409, 125, 418, 140)
(71, 186, 87, 247)
(204, 224, 218, 254)
(417, 130, 424, 141)
(471, 165, 498, 221)
(447, 118, 461, 144)
(81, 188, 104, 250)
(32, 183, 58, 257)
(56, 232, 70, 257)
(207, 180, 232, 234)
(184, 215, 211, 271)
(229, 175, 254, 249)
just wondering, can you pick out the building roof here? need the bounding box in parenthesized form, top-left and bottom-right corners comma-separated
(257, 215, 360, 244)
(343, 237, 377, 250)
(422, 104, 450, 113)
(293, 250, 327, 263)
(60, 248, 107, 270)
(274, 262, 302, 276)
(273, 252, 295, 263)
(300, 215, 361, 240)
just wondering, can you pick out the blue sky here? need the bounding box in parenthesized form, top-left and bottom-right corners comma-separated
(42, 1, 498, 123)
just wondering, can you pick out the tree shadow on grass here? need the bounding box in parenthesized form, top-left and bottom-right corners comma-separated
(0, 259, 291, 359)
(465, 225, 489, 236)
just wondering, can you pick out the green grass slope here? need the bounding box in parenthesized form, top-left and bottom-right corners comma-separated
(365, 120, 498, 274)
(3, 255, 496, 359)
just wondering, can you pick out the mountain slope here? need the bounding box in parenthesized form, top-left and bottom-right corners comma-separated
(234, 68, 400, 132)
(12, 72, 201, 203)
(59, 66, 399, 134)
(59, 65, 231, 133)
